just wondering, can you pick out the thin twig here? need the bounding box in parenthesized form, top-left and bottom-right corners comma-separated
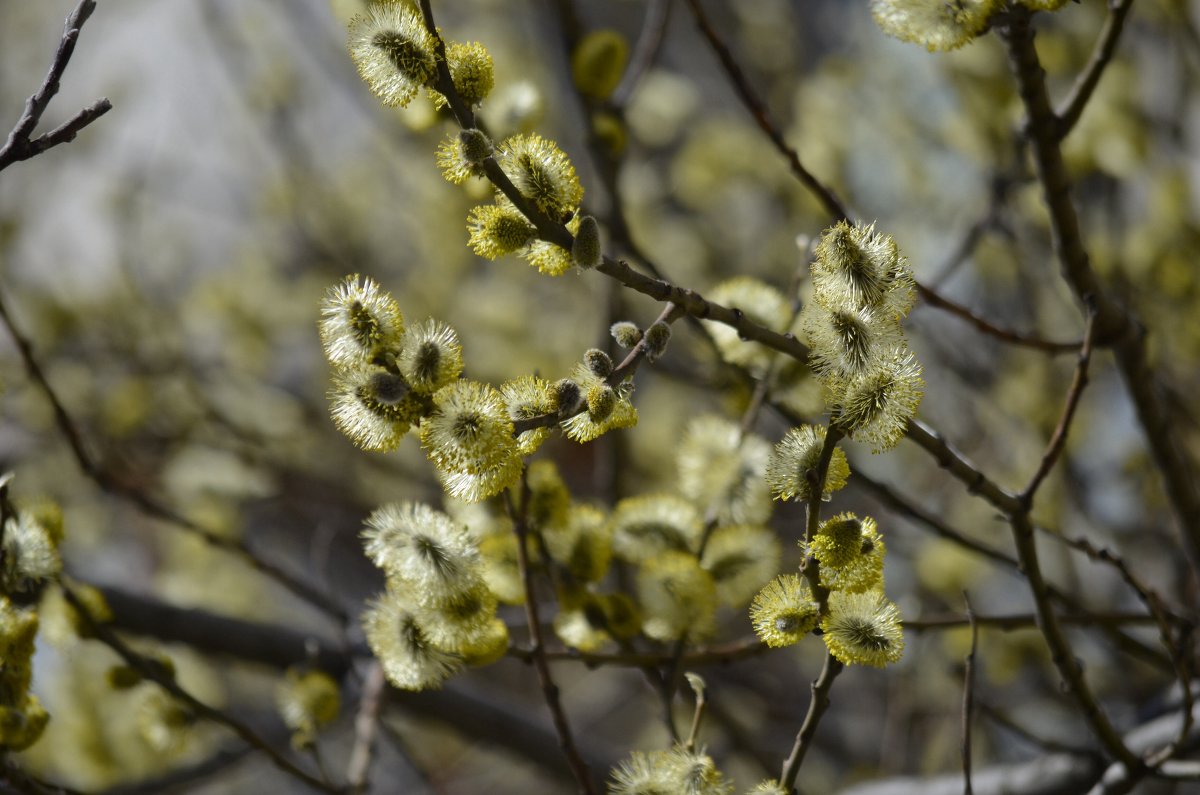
(962, 593, 980, 795)
(0, 0, 111, 171)
(1007, 512, 1141, 769)
(978, 701, 1097, 756)
(346, 662, 387, 793)
(778, 652, 844, 793)
(612, 0, 673, 108)
(513, 303, 682, 435)
(799, 426, 843, 614)
(503, 488, 597, 795)
(0, 287, 347, 622)
(1041, 530, 1196, 762)
(61, 583, 342, 794)
(680, 0, 849, 222)
(999, 6, 1200, 581)
(1056, 0, 1137, 139)
(1022, 305, 1099, 501)
(916, 283, 1082, 355)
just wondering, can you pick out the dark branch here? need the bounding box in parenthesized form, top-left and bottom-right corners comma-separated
(0, 0, 111, 171)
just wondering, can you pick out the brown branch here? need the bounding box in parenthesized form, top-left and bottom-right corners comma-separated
(903, 420, 1024, 516)
(680, 0, 849, 223)
(916, 282, 1082, 355)
(612, 0, 673, 108)
(96, 585, 618, 785)
(1056, 0, 1137, 139)
(0, 287, 348, 622)
(1007, 512, 1141, 769)
(962, 593, 980, 795)
(346, 662, 387, 793)
(1022, 306, 1099, 502)
(1040, 531, 1195, 761)
(503, 488, 597, 795)
(61, 583, 342, 794)
(779, 652, 844, 793)
(0, 0, 111, 172)
(999, 7, 1200, 580)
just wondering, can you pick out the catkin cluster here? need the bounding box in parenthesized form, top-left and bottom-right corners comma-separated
(870, 0, 1069, 52)
(0, 489, 63, 751)
(335, 4, 927, 789)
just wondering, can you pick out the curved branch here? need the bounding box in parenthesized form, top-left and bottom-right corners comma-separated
(1056, 0, 1137, 139)
(680, 0, 849, 222)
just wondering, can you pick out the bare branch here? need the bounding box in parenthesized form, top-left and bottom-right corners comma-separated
(0, 0, 111, 171)
(916, 283, 1082, 355)
(1022, 306, 1099, 501)
(779, 652, 844, 793)
(999, 7, 1200, 580)
(680, 0, 849, 223)
(62, 584, 342, 794)
(0, 287, 348, 623)
(962, 593, 980, 795)
(503, 488, 597, 795)
(1056, 0, 1137, 139)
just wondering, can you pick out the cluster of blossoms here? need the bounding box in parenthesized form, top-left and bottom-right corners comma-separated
(803, 221, 922, 453)
(0, 487, 63, 751)
(870, 0, 1069, 52)
(320, 275, 645, 500)
(348, 1, 493, 110)
(339, 4, 919, 788)
(360, 502, 508, 690)
(745, 221, 920, 669)
(609, 745, 733, 795)
(350, 0, 594, 278)
(464, 135, 587, 276)
(752, 444, 905, 669)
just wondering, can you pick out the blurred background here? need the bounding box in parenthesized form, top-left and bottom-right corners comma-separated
(1, 0, 1199, 792)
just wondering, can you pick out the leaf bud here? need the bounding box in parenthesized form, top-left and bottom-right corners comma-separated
(586, 383, 617, 422)
(553, 378, 583, 415)
(610, 321, 642, 349)
(459, 128, 493, 166)
(644, 321, 671, 361)
(571, 215, 602, 270)
(571, 29, 629, 101)
(583, 348, 614, 378)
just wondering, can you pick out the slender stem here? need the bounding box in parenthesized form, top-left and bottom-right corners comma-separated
(612, 0, 673, 108)
(61, 584, 341, 794)
(916, 282, 1081, 354)
(999, 7, 1200, 581)
(1056, 0, 1137, 138)
(0, 0, 111, 171)
(778, 652, 844, 792)
(799, 427, 843, 612)
(680, 0, 849, 223)
(504, 489, 597, 795)
(0, 286, 347, 622)
(1007, 513, 1140, 769)
(1021, 306, 1099, 502)
(962, 593, 980, 795)
(346, 662, 387, 793)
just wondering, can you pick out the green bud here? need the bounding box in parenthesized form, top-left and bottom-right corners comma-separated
(644, 321, 671, 361)
(583, 348, 613, 378)
(571, 29, 629, 101)
(553, 379, 582, 414)
(610, 321, 642, 349)
(586, 384, 616, 422)
(459, 128, 493, 165)
(571, 215, 602, 270)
